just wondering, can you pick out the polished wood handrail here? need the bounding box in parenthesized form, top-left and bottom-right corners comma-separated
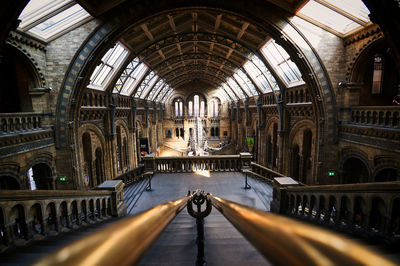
(35, 195, 192, 266)
(208, 195, 395, 266)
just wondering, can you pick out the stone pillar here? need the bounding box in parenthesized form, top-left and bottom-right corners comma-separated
(96, 180, 126, 217)
(144, 154, 156, 171)
(131, 99, 137, 128)
(244, 100, 249, 126)
(145, 102, 149, 127)
(236, 101, 241, 122)
(240, 152, 252, 170)
(270, 177, 300, 214)
(153, 102, 157, 123)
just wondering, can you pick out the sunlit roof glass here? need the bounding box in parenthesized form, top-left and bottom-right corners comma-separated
(261, 40, 302, 85)
(119, 63, 148, 95)
(89, 42, 128, 90)
(26, 3, 91, 40)
(221, 84, 238, 101)
(18, 0, 72, 30)
(134, 71, 157, 98)
(218, 86, 235, 102)
(156, 85, 171, 102)
(323, 0, 370, 22)
(234, 70, 259, 96)
(160, 88, 173, 103)
(147, 79, 165, 100)
(226, 78, 246, 99)
(244, 60, 270, 93)
(297, 0, 364, 35)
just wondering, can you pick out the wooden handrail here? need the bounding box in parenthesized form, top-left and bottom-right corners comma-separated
(208, 194, 395, 266)
(250, 162, 285, 177)
(34, 195, 192, 266)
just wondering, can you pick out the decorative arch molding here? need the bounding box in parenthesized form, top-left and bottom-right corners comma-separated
(373, 156, 400, 178)
(56, 0, 335, 158)
(115, 119, 129, 135)
(169, 94, 185, 105)
(339, 147, 372, 178)
(24, 152, 55, 180)
(0, 162, 22, 187)
(288, 120, 316, 143)
(347, 34, 385, 82)
(4, 42, 46, 87)
(78, 123, 107, 150)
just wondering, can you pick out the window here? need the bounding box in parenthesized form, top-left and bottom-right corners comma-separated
(179, 102, 183, 117)
(89, 43, 128, 90)
(234, 70, 258, 96)
(175, 101, 179, 117)
(226, 78, 246, 98)
(200, 101, 205, 117)
(372, 54, 384, 94)
(297, 0, 370, 36)
(244, 55, 280, 93)
(18, 1, 92, 41)
(134, 71, 157, 98)
(194, 95, 199, 117)
(261, 40, 302, 85)
(188, 101, 193, 116)
(120, 62, 148, 95)
(215, 102, 219, 117)
(149, 80, 166, 101)
(210, 101, 214, 117)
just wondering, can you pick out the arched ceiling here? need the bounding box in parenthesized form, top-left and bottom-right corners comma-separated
(62, 0, 370, 103)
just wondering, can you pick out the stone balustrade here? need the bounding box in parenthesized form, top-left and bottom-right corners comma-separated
(113, 165, 146, 185)
(285, 85, 310, 104)
(144, 154, 253, 173)
(209, 117, 220, 125)
(350, 106, 400, 128)
(273, 181, 400, 242)
(0, 180, 125, 250)
(0, 113, 45, 135)
(250, 162, 285, 182)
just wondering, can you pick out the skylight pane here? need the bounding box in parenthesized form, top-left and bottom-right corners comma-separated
(220, 85, 237, 101)
(226, 79, 246, 99)
(298, 0, 361, 34)
(323, 0, 370, 22)
(150, 81, 166, 101)
(89, 43, 129, 90)
(120, 63, 148, 95)
(18, 0, 72, 30)
(27, 3, 91, 40)
(235, 70, 259, 96)
(243, 61, 271, 93)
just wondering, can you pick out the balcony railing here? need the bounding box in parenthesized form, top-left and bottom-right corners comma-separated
(154, 155, 241, 172)
(350, 106, 400, 128)
(0, 112, 45, 135)
(0, 181, 125, 249)
(273, 181, 400, 242)
(36, 191, 395, 266)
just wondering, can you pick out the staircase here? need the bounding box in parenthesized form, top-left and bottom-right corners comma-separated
(0, 218, 119, 265)
(138, 208, 270, 265)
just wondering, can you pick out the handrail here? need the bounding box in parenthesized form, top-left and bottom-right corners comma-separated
(250, 162, 285, 177)
(34, 195, 192, 266)
(208, 194, 395, 266)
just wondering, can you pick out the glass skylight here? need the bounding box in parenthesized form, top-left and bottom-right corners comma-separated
(134, 71, 157, 98)
(19, 1, 91, 41)
(261, 40, 302, 85)
(156, 85, 171, 102)
(160, 88, 174, 103)
(89, 42, 129, 90)
(244, 60, 271, 93)
(234, 70, 259, 96)
(119, 63, 148, 95)
(297, 0, 370, 36)
(147, 79, 165, 100)
(226, 78, 246, 99)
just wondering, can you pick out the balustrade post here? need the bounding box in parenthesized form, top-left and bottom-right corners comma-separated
(270, 177, 300, 214)
(240, 152, 252, 170)
(96, 180, 126, 217)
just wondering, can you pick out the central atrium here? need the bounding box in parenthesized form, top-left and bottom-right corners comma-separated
(0, 0, 399, 264)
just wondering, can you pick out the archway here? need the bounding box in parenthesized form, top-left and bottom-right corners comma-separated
(27, 163, 53, 190)
(291, 144, 300, 181)
(0, 176, 20, 190)
(82, 132, 93, 188)
(301, 129, 312, 184)
(375, 168, 398, 182)
(342, 157, 369, 184)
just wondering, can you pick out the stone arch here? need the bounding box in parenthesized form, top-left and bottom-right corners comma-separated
(0, 175, 21, 190)
(373, 156, 400, 182)
(78, 123, 107, 189)
(340, 147, 372, 183)
(56, 1, 334, 155)
(289, 120, 317, 184)
(25, 153, 55, 190)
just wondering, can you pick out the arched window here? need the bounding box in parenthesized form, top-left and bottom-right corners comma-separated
(175, 128, 179, 138)
(200, 101, 205, 117)
(372, 54, 384, 94)
(210, 101, 214, 117)
(179, 101, 183, 116)
(194, 95, 199, 117)
(215, 101, 219, 117)
(211, 128, 215, 137)
(175, 101, 179, 117)
(215, 127, 220, 137)
(188, 101, 193, 116)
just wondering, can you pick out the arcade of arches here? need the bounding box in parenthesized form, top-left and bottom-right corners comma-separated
(0, 0, 399, 191)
